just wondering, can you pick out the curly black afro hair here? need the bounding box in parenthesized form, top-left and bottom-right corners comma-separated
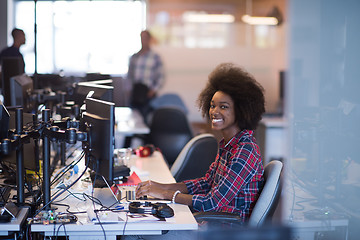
(197, 63, 265, 130)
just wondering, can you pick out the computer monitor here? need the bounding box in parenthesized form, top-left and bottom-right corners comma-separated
(1, 110, 38, 171)
(35, 73, 67, 92)
(73, 82, 114, 106)
(82, 97, 115, 181)
(85, 73, 111, 82)
(86, 79, 113, 86)
(0, 101, 10, 140)
(9, 74, 34, 113)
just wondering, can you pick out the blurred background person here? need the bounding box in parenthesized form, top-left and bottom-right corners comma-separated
(0, 28, 26, 71)
(127, 30, 165, 119)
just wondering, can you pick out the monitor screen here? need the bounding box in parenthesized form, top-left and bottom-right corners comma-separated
(0, 101, 10, 140)
(82, 97, 115, 181)
(9, 74, 34, 112)
(1, 110, 38, 171)
(73, 82, 114, 106)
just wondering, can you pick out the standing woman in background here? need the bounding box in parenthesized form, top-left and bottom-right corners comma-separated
(134, 63, 265, 239)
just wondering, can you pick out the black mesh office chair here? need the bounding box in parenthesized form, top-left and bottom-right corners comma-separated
(149, 93, 188, 115)
(146, 107, 194, 167)
(194, 160, 283, 227)
(170, 133, 218, 182)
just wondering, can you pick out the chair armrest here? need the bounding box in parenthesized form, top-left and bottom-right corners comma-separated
(193, 212, 243, 225)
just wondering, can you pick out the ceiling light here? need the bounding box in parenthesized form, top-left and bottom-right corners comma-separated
(183, 13, 235, 23)
(241, 14, 278, 26)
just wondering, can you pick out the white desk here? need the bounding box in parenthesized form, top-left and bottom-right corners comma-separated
(0, 207, 29, 236)
(115, 107, 150, 148)
(115, 107, 150, 135)
(30, 151, 198, 239)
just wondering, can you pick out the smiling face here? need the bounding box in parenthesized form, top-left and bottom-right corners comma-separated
(209, 91, 240, 142)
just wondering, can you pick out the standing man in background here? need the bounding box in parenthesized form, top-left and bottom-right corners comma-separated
(0, 28, 26, 71)
(127, 30, 165, 119)
(0, 28, 26, 104)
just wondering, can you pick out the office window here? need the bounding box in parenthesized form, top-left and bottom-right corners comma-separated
(15, 1, 146, 75)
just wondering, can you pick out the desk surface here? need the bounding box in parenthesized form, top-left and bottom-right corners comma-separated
(0, 207, 29, 236)
(31, 151, 198, 239)
(130, 151, 175, 184)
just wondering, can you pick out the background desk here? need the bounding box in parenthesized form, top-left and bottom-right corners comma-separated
(283, 179, 349, 240)
(115, 107, 150, 148)
(255, 116, 287, 164)
(30, 151, 198, 239)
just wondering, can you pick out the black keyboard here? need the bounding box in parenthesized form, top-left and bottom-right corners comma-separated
(0, 186, 11, 206)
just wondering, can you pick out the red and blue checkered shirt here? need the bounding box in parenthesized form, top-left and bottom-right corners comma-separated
(184, 130, 264, 222)
(127, 49, 164, 93)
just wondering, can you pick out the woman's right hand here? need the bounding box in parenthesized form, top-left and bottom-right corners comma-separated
(135, 180, 170, 199)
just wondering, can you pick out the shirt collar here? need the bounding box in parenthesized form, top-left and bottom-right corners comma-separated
(219, 129, 253, 148)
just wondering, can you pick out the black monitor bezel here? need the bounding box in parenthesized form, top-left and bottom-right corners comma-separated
(74, 82, 114, 106)
(82, 97, 115, 181)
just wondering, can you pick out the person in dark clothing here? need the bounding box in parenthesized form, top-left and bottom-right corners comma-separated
(0, 28, 26, 71)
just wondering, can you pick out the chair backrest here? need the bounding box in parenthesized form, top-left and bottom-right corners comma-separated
(150, 93, 188, 114)
(148, 107, 193, 167)
(171, 133, 218, 182)
(248, 160, 283, 227)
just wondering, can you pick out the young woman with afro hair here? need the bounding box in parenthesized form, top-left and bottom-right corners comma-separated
(136, 63, 265, 223)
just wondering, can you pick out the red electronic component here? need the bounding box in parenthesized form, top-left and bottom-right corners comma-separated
(135, 144, 155, 157)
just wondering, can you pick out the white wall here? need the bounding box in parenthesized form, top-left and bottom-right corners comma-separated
(155, 45, 287, 122)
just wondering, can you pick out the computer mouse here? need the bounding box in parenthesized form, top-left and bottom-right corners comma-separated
(155, 204, 174, 218)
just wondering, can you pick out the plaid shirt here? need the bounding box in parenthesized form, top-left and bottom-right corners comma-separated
(127, 49, 164, 92)
(184, 130, 264, 222)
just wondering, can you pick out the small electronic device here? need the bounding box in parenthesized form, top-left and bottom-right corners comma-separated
(30, 209, 77, 224)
